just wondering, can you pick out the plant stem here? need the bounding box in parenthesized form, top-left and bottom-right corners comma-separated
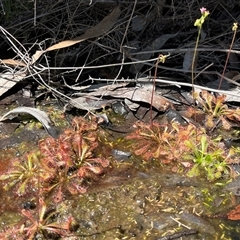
(218, 25, 237, 89)
(150, 57, 160, 125)
(191, 27, 201, 99)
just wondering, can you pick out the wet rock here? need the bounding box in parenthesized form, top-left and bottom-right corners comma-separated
(0, 129, 48, 149)
(0, 122, 19, 135)
(135, 105, 158, 122)
(224, 138, 240, 148)
(158, 173, 198, 187)
(176, 212, 216, 236)
(58, 169, 225, 239)
(165, 109, 188, 125)
(22, 200, 37, 210)
(224, 176, 240, 196)
(111, 149, 131, 161)
(111, 101, 128, 116)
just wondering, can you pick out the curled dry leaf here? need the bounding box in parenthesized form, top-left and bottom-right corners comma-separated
(0, 107, 58, 138)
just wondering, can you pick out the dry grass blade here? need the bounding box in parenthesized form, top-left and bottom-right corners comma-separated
(0, 59, 27, 67)
(32, 6, 121, 63)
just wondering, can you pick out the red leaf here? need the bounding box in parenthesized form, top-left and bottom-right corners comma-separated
(227, 204, 240, 220)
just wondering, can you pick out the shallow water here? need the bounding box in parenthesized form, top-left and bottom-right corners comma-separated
(0, 111, 239, 239)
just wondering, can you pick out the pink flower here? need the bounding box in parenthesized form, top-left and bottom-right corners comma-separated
(200, 7, 210, 16)
(199, 7, 210, 18)
(200, 7, 207, 14)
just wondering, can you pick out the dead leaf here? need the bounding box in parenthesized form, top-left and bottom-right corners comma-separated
(124, 98, 139, 111)
(0, 71, 26, 96)
(218, 41, 239, 68)
(131, 1, 164, 32)
(130, 32, 178, 74)
(32, 6, 121, 63)
(183, 50, 197, 71)
(183, 30, 206, 71)
(227, 204, 240, 220)
(67, 96, 114, 111)
(0, 107, 58, 137)
(70, 87, 171, 111)
(206, 71, 240, 91)
(0, 59, 27, 67)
